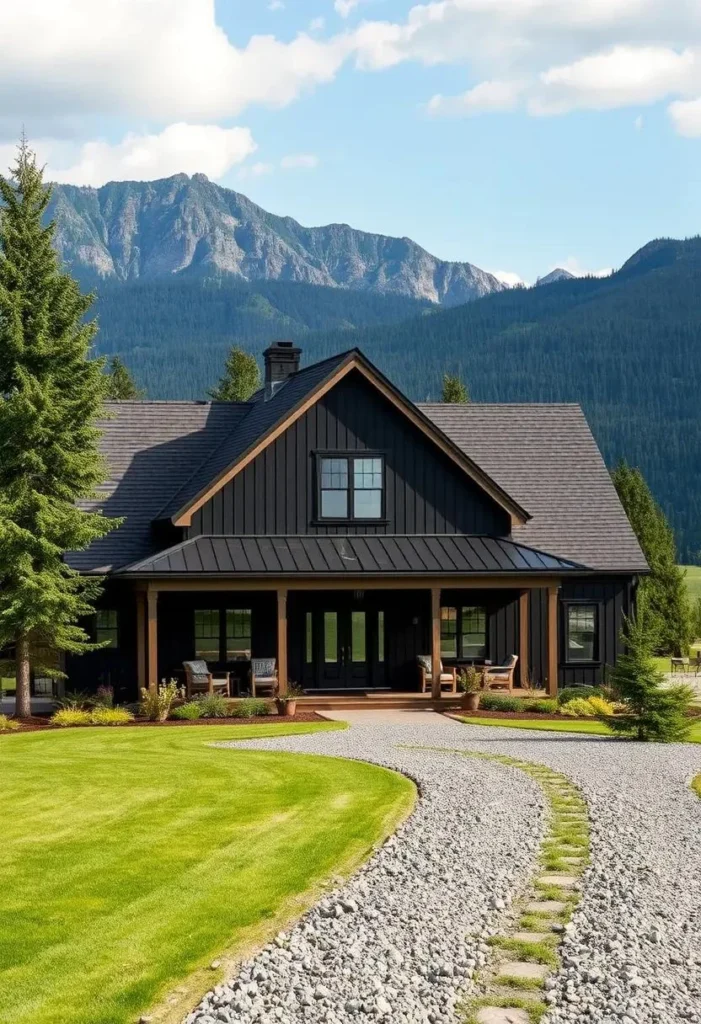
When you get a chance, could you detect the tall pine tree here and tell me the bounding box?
[0,141,118,717]
[441,373,469,403]
[612,460,692,656]
[209,346,260,401]
[105,355,144,399]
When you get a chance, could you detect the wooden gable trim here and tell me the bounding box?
[172,353,528,528]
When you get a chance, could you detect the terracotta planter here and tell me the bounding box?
[462,691,481,712]
[276,699,297,717]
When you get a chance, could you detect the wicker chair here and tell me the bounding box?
[182,660,230,698]
[250,658,278,697]
[417,655,458,694]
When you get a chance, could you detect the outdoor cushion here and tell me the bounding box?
[183,660,209,679]
[252,658,276,677]
[417,655,446,673]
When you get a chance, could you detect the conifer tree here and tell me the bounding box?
[608,598,693,741]
[612,460,692,655]
[0,140,118,717]
[209,346,260,401]
[441,373,469,403]
[105,355,144,399]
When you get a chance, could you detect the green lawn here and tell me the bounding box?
[457,715,701,742]
[692,774,701,799]
[683,565,701,603]
[0,723,414,1024]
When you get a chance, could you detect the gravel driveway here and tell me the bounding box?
[187,712,701,1024]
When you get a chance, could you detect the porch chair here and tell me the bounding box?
[182,660,231,699]
[417,655,458,694]
[483,654,518,694]
[250,658,278,697]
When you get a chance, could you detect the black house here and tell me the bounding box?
[64,343,647,702]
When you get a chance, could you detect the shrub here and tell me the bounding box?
[559,697,598,718]
[56,690,93,710]
[139,681,181,722]
[93,685,114,708]
[528,698,559,714]
[0,714,20,731]
[232,698,271,718]
[90,707,133,726]
[193,692,230,718]
[171,702,203,720]
[51,708,91,727]
[479,694,527,712]
[586,696,615,717]
[558,686,603,706]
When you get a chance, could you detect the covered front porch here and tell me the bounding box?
[136,577,561,701]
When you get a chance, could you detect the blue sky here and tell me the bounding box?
[1,0,700,282]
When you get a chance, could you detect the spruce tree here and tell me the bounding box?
[105,355,144,399]
[441,373,469,403]
[612,460,692,655]
[209,346,260,401]
[0,140,118,717]
[608,599,693,741]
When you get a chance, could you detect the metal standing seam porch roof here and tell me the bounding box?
[116,534,586,577]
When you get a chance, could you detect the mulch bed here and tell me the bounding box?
[4,712,325,732]
[449,709,578,721]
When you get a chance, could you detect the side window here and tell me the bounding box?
[96,609,119,649]
[460,606,487,659]
[566,604,598,662]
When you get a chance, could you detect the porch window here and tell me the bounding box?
[226,609,252,660]
[461,606,487,659]
[195,610,220,661]
[378,610,385,663]
[566,604,598,662]
[318,454,384,520]
[305,611,313,664]
[95,609,119,649]
[440,607,458,658]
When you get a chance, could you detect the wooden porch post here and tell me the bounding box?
[547,584,559,698]
[431,587,441,700]
[277,587,288,696]
[519,589,530,688]
[136,589,147,695]
[147,587,158,693]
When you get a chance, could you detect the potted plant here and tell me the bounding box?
[458,666,482,712]
[275,684,303,717]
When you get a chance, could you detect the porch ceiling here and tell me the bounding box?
[116,534,588,577]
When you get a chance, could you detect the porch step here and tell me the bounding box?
[298,696,464,712]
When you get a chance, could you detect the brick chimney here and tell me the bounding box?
[263,341,302,400]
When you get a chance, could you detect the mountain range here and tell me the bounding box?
[48,174,505,306]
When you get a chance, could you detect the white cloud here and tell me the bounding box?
[669,96,701,135]
[268,1,285,9]
[41,124,256,187]
[335,0,360,17]
[237,161,275,181]
[280,153,319,169]
[309,17,326,32]
[491,270,526,287]
[557,257,613,278]
[427,79,525,116]
[0,0,354,124]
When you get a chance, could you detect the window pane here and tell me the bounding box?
[305,612,313,664]
[96,609,118,649]
[324,612,338,663]
[351,611,366,663]
[353,488,382,518]
[568,605,597,662]
[321,458,348,488]
[321,489,348,518]
[378,610,385,663]
[226,608,251,659]
[440,606,457,658]
[353,458,382,488]
[195,609,220,661]
[460,606,486,659]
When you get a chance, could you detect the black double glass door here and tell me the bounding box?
[303,596,386,690]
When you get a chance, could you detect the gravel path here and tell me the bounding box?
[186,712,701,1024]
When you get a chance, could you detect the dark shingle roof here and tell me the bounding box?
[117,534,584,577]
[69,401,249,572]
[419,403,647,572]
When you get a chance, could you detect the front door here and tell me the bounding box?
[304,596,386,691]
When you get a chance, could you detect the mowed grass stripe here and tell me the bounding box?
[456,716,701,741]
[0,724,415,1024]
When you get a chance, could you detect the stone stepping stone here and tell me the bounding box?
[498,961,549,981]
[526,899,567,914]
[561,856,584,865]
[510,931,552,943]
[538,873,578,888]
[475,1009,530,1024]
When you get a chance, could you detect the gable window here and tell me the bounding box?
[96,609,119,649]
[440,605,488,660]
[566,604,598,662]
[318,454,384,521]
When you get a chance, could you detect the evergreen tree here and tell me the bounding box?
[209,346,260,401]
[612,461,692,655]
[608,599,693,741]
[0,140,118,718]
[104,355,144,399]
[441,373,469,403]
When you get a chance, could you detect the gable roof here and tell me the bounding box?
[117,534,585,578]
[419,403,647,572]
[162,349,528,528]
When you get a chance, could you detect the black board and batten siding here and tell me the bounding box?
[187,370,510,538]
